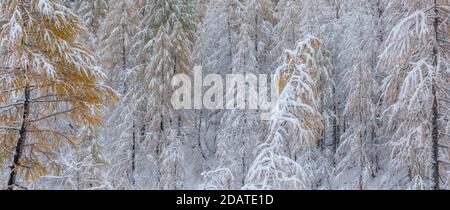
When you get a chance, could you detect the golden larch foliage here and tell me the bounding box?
[0,0,118,187]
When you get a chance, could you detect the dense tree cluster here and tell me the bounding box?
[0,0,448,190]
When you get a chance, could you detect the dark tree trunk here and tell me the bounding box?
[197,109,207,159]
[121,24,128,94]
[431,85,440,190]
[430,0,440,191]
[7,85,31,190]
[131,123,136,187]
[332,93,340,163]
[255,14,259,71]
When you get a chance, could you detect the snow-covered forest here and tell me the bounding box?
[0,0,449,190]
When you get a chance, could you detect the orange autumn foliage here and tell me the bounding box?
[0,0,117,184]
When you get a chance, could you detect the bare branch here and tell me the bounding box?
[29,108,76,123]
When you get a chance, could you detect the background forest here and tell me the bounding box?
[0,0,449,190]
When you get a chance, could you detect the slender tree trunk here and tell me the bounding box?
[431,85,440,190]
[227,18,233,72]
[226,2,233,73]
[332,1,341,165]
[158,38,166,156]
[197,109,207,159]
[358,134,364,190]
[430,0,440,191]
[131,122,136,188]
[358,61,365,190]
[255,14,259,71]
[91,3,97,43]
[332,89,340,161]
[159,103,165,156]
[140,125,146,143]
[121,24,128,94]
[174,151,180,190]
[371,0,384,177]
[7,85,31,190]
[76,167,81,190]
[241,126,248,186]
[174,57,182,138]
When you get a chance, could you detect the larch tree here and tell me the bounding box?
[160,130,185,190]
[271,2,335,148]
[76,0,109,46]
[333,6,379,190]
[194,0,241,76]
[247,0,275,74]
[271,0,302,67]
[271,0,330,58]
[283,0,336,184]
[379,0,449,190]
[319,0,345,158]
[126,0,197,190]
[99,0,138,93]
[98,0,140,190]
[199,0,278,189]
[192,0,243,163]
[71,126,109,190]
[0,0,117,190]
[294,0,336,152]
[212,1,265,188]
[34,126,109,190]
[327,0,388,172]
[60,0,110,190]
[245,36,329,190]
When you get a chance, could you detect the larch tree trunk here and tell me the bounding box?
[7,84,31,190]
[430,0,440,191]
